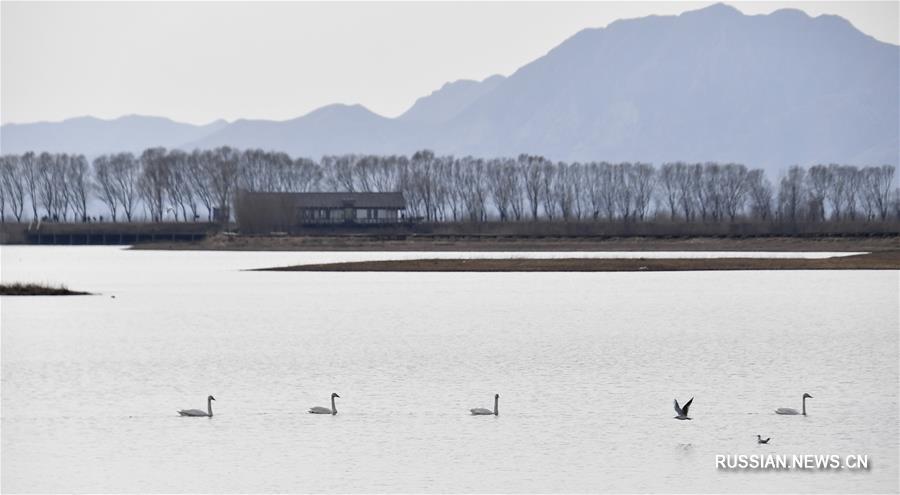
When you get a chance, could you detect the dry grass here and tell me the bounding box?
[259,251,900,272]
[0,282,91,296]
[139,234,899,253]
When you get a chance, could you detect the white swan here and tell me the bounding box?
[775,393,812,415]
[673,397,693,420]
[309,393,340,415]
[470,393,499,416]
[178,395,215,417]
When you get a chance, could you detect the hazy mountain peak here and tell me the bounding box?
[1,114,228,155]
[2,3,896,170]
[768,7,810,20]
[682,3,742,18]
[399,74,506,125]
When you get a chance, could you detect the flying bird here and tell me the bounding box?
[673,397,693,420]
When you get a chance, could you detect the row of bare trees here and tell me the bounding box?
[1,148,897,225]
[0,148,243,223]
[0,153,91,223]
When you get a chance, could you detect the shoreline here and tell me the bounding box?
[256,251,900,272]
[0,283,92,296]
[133,234,900,253]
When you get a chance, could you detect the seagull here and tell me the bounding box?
[757,435,771,444]
[673,397,693,420]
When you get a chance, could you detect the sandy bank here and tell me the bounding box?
[257,251,900,272]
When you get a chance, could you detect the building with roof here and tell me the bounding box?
[235,191,407,233]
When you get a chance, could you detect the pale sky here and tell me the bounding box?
[1,1,897,125]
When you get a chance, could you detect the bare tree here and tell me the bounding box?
[777,166,807,226]
[36,152,61,220]
[720,163,749,221]
[139,147,170,222]
[838,165,862,220]
[457,157,489,221]
[612,163,634,221]
[110,152,141,222]
[823,164,846,220]
[287,157,323,192]
[540,161,557,220]
[410,150,438,221]
[658,162,682,220]
[746,169,773,221]
[552,162,576,220]
[21,152,40,221]
[187,150,215,221]
[0,155,27,221]
[519,154,545,220]
[0,157,6,222]
[206,146,241,222]
[166,150,197,221]
[93,155,120,221]
[863,164,896,220]
[56,154,75,221]
[699,162,722,221]
[806,164,830,222]
[67,155,91,222]
[631,162,655,221]
[486,158,515,221]
[675,164,696,222]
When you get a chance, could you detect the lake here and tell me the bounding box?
[1,246,897,493]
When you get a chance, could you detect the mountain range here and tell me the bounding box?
[2,3,897,174]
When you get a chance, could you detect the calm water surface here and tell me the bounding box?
[1,246,897,493]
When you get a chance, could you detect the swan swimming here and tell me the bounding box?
[470,394,499,416]
[178,395,215,417]
[775,393,812,415]
[673,397,693,420]
[757,435,771,444]
[309,393,340,415]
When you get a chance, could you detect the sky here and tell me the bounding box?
[1,1,897,126]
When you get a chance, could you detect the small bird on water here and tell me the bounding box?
[757,435,771,444]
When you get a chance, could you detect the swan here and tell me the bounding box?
[178,395,215,417]
[757,435,771,444]
[775,393,812,415]
[470,394,499,416]
[309,393,340,415]
[673,397,693,420]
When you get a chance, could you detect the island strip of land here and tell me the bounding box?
[138,234,899,253]
[0,283,92,296]
[257,251,900,272]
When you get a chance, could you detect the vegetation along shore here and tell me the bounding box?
[136,233,899,253]
[256,251,900,272]
[0,282,92,296]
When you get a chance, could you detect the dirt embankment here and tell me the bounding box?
[138,234,900,253]
[256,251,900,272]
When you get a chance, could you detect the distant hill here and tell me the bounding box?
[430,3,899,169]
[398,75,506,125]
[184,104,411,158]
[2,3,897,172]
[0,115,227,156]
